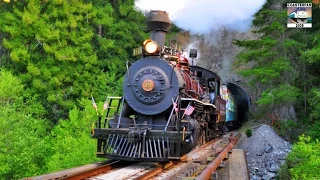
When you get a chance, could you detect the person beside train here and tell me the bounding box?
[201,87,210,103]
[209,86,215,104]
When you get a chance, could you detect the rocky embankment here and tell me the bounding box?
[238,124,291,180]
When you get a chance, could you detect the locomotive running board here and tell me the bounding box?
[180,97,216,108]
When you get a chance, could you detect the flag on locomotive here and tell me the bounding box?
[184,104,195,116]
[90,10,240,162]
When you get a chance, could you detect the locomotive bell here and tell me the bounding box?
[146,10,172,47]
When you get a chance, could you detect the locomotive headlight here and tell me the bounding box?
[143,39,159,54]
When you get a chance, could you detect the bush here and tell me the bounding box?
[276,161,291,180]
[287,135,320,180]
[274,119,298,141]
[245,128,252,137]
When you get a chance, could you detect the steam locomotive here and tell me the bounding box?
[91,10,242,161]
[288,7,311,24]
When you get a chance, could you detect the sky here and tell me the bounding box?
[135,0,267,34]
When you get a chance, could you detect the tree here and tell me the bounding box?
[234,0,302,122]
[45,99,99,172]
[91,0,148,98]
[0,0,148,123]
[0,69,50,179]
[287,135,320,180]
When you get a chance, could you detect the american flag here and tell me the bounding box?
[91,95,97,110]
[184,104,195,116]
[103,98,108,110]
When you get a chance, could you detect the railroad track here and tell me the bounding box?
[23,160,134,180]
[148,132,241,180]
[26,132,241,180]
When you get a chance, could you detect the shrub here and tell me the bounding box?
[287,135,320,180]
[274,119,298,141]
[276,161,290,180]
[245,128,252,137]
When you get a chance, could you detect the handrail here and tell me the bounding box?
[164,96,179,131]
[116,97,125,128]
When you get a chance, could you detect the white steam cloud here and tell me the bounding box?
[135,0,266,34]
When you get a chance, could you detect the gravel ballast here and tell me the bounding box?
[238,124,292,180]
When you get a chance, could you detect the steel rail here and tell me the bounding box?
[63,160,133,180]
[23,160,125,180]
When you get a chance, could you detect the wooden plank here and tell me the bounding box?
[229,149,250,180]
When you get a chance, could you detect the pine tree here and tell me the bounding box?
[234,0,302,122]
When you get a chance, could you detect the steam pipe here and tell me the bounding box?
[196,134,239,180]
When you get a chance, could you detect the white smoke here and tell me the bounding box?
[135,0,266,34]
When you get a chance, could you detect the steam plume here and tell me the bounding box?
[135,0,266,34]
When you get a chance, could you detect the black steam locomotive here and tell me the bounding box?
[91,10,246,161]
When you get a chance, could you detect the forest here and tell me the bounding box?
[0,0,319,179]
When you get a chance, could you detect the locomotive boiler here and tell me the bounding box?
[91,10,239,161]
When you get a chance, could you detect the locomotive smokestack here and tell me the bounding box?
[146,10,172,47]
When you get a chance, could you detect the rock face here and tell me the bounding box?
[195,28,259,82]
[238,124,291,180]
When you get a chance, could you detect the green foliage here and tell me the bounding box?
[287,135,320,180]
[257,85,300,106]
[308,88,320,121]
[274,119,298,141]
[307,120,320,140]
[234,0,320,123]
[276,161,290,180]
[0,1,99,120]
[45,99,99,172]
[245,129,252,137]
[0,0,147,122]
[234,4,300,113]
[0,106,50,179]
[0,69,24,105]
[0,69,50,179]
